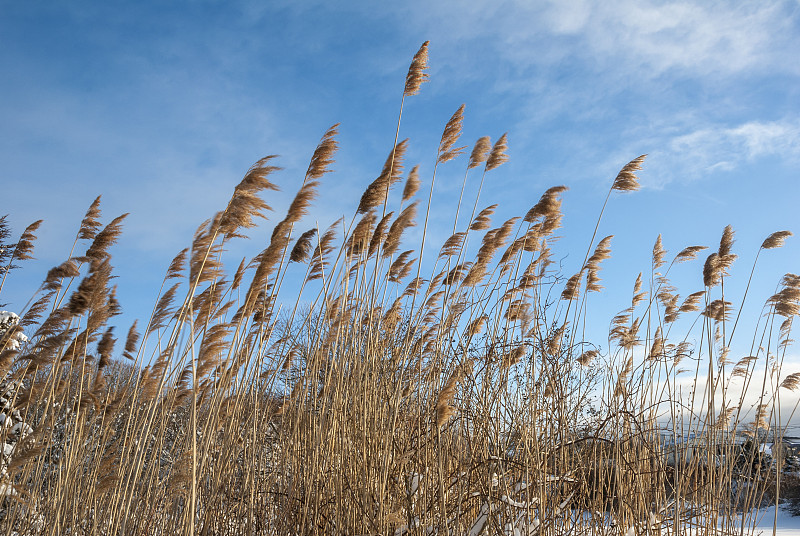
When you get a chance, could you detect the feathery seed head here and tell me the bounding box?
[577,349,599,367]
[219,156,280,239]
[85,214,129,263]
[719,225,735,258]
[368,212,394,258]
[612,155,646,192]
[675,245,708,263]
[468,136,492,169]
[470,204,497,231]
[586,235,613,290]
[485,133,509,171]
[11,220,43,262]
[305,124,339,181]
[402,165,421,202]
[357,140,408,214]
[404,41,430,97]
[348,211,376,256]
[561,272,582,301]
[523,186,568,231]
[703,252,721,287]
[762,230,792,250]
[122,320,139,361]
[79,196,103,241]
[383,202,418,258]
[781,372,800,391]
[166,248,188,280]
[43,259,81,291]
[438,104,467,163]
[652,235,666,271]
[290,229,317,263]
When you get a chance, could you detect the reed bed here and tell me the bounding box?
[0,42,798,535]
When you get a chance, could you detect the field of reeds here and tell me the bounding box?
[0,42,798,535]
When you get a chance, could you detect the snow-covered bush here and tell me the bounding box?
[0,312,27,352]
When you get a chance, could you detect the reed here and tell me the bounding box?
[0,42,796,535]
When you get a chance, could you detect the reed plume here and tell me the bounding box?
[585,235,613,292]
[290,229,317,263]
[357,140,408,214]
[470,204,497,231]
[84,214,129,262]
[305,124,339,180]
[308,219,341,282]
[219,156,280,239]
[436,370,460,428]
[781,372,800,391]
[347,211,376,256]
[43,259,81,291]
[402,165,421,202]
[674,245,707,263]
[652,234,666,270]
[10,220,42,262]
[122,320,139,360]
[0,39,793,536]
[485,133,509,171]
[368,212,393,258]
[166,248,188,280]
[438,104,466,164]
[383,202,418,257]
[611,154,646,192]
[762,230,792,250]
[468,136,492,169]
[404,41,430,97]
[577,349,598,366]
[79,195,103,240]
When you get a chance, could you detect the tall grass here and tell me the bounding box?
[0,42,798,535]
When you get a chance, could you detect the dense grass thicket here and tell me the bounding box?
[0,42,798,535]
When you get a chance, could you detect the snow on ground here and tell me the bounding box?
[751,505,800,536]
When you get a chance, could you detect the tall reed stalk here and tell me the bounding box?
[0,42,796,536]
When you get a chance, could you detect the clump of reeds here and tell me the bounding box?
[0,41,796,536]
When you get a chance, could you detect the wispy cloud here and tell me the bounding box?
[539,1,798,76]
[643,119,800,186]
[404,0,800,79]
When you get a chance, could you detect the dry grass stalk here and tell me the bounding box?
[0,40,794,536]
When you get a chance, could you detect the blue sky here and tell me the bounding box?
[1,0,799,387]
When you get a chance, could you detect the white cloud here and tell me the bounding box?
[644,119,800,184]
[567,1,792,76]
[404,0,799,79]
